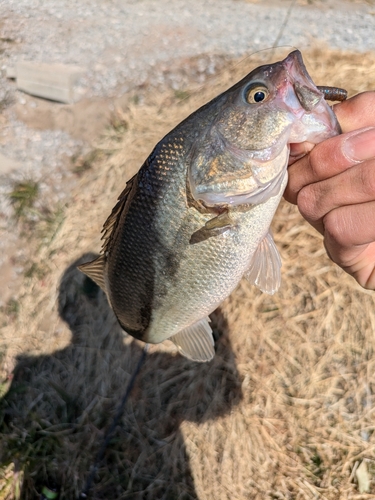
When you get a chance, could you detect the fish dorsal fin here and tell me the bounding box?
[101,173,138,255]
[245,231,281,295]
[78,255,107,292]
[78,175,138,293]
[170,317,215,362]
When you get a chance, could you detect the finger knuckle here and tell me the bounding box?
[361,161,375,197]
[323,210,349,248]
[308,139,343,178]
[297,185,320,222]
[307,147,322,176]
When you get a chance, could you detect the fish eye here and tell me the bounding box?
[245,84,270,104]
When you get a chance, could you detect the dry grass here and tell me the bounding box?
[1,46,375,499]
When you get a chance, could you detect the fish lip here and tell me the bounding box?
[282,50,314,88]
[275,50,325,115]
[272,51,341,141]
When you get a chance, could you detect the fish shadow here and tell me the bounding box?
[0,254,243,499]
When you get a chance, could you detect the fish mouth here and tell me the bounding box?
[278,51,341,141]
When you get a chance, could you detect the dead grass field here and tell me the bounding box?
[1,46,375,499]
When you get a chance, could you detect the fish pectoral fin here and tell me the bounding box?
[170,317,215,362]
[190,212,233,244]
[78,255,107,292]
[245,231,282,295]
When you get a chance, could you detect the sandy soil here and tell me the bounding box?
[0,2,375,496]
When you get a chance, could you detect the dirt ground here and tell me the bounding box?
[1,1,375,498]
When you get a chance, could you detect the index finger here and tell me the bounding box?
[333,91,375,132]
[285,126,375,204]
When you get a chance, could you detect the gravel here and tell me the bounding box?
[0,121,81,215]
[0,0,374,303]
[1,0,375,99]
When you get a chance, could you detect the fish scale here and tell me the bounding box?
[79,51,342,362]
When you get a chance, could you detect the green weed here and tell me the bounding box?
[9,181,39,220]
[2,299,19,319]
[174,89,191,101]
[72,150,104,175]
[24,263,46,280]
[37,206,65,247]
[109,115,129,135]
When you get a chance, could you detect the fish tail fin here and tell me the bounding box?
[78,255,107,292]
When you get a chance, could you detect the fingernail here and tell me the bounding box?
[342,127,375,163]
[289,152,304,159]
[289,142,314,157]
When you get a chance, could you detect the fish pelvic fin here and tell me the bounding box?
[170,317,215,362]
[245,230,281,295]
[78,255,107,292]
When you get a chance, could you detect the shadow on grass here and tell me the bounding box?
[0,254,242,499]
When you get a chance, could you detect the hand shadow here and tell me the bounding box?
[0,254,243,499]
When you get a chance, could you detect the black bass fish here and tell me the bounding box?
[79,51,341,362]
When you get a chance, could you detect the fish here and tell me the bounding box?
[79,50,341,362]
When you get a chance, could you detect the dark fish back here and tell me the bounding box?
[105,135,189,339]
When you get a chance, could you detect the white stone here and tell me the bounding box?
[6,66,16,79]
[15,62,86,103]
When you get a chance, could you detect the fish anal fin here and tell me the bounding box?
[245,230,281,295]
[78,255,107,292]
[170,317,214,362]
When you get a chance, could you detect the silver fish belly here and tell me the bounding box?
[79,50,341,362]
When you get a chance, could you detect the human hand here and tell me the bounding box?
[284,92,375,289]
